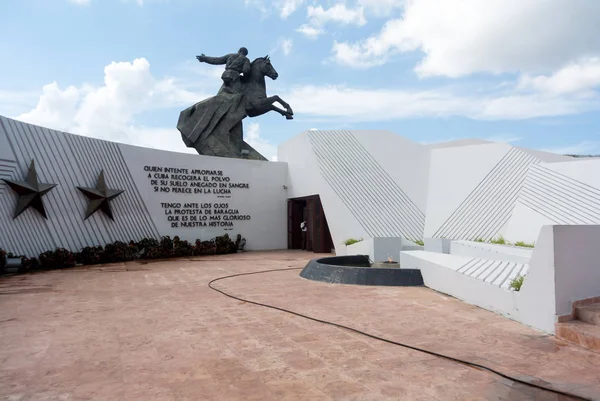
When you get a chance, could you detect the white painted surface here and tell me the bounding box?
[345,237,421,262]
[345,239,374,260]
[401,225,600,334]
[278,131,369,251]
[424,238,452,254]
[0,117,288,256]
[503,202,556,244]
[503,160,600,242]
[450,240,533,264]
[552,225,600,316]
[280,129,600,256]
[120,143,288,251]
[401,250,518,317]
[424,143,510,237]
[514,225,556,333]
[352,130,430,213]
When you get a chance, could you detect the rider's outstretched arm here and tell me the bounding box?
[199,54,231,65]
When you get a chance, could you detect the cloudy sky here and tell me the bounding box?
[1,0,600,160]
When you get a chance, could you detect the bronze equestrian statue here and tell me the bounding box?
[177,47,294,160]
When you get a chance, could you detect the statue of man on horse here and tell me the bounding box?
[196,47,251,95]
[177,47,294,161]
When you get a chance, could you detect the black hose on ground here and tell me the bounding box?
[208,267,594,401]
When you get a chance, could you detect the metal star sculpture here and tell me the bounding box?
[77,170,124,221]
[1,159,57,219]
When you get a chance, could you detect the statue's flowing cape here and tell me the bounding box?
[177,92,247,157]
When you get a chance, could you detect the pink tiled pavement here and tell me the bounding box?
[1,250,599,400]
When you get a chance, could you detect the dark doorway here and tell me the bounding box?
[288,195,333,253]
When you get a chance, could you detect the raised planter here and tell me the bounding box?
[300,255,424,287]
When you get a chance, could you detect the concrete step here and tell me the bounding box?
[556,321,600,353]
[576,303,600,325]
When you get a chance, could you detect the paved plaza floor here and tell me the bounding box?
[1,250,599,400]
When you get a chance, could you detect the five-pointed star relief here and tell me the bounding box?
[77,170,124,220]
[2,159,57,219]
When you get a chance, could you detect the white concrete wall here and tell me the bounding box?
[514,226,556,333]
[278,130,428,250]
[0,116,287,256]
[401,250,518,318]
[450,240,533,264]
[278,132,369,252]
[121,144,288,251]
[504,159,600,243]
[424,143,510,238]
[280,130,600,260]
[344,237,419,262]
[344,239,374,260]
[424,238,452,254]
[401,225,600,334]
[552,225,600,316]
[352,130,430,213]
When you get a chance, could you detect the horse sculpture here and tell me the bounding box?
[177,55,294,160]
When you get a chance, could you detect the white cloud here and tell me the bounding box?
[541,141,600,155]
[358,0,403,17]
[243,122,278,161]
[277,0,305,18]
[284,84,600,121]
[68,0,90,5]
[332,0,600,78]
[296,24,324,39]
[298,3,366,38]
[307,4,366,26]
[281,39,293,56]
[16,58,202,154]
[518,58,600,95]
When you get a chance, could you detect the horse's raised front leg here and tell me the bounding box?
[270,104,293,120]
[272,95,294,117]
[248,96,293,119]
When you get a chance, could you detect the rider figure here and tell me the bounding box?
[197,47,251,95]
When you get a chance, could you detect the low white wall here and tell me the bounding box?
[553,225,600,316]
[401,250,518,317]
[514,225,556,333]
[424,238,451,254]
[399,225,569,334]
[344,237,423,262]
[344,239,374,260]
[450,240,533,264]
[373,237,404,262]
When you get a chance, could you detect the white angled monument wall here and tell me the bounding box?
[280,130,599,248]
[504,158,600,243]
[0,116,288,257]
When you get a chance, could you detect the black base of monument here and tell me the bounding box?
[299,255,424,287]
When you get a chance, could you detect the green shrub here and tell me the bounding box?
[490,235,507,245]
[173,236,194,257]
[510,274,525,291]
[473,238,485,243]
[514,241,535,248]
[77,246,104,265]
[39,248,76,270]
[344,238,363,246]
[215,234,237,254]
[101,241,136,263]
[414,239,424,246]
[2,233,244,274]
[194,239,216,256]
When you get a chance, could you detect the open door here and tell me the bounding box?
[287,195,333,253]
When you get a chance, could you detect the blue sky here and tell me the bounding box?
[1,0,599,160]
